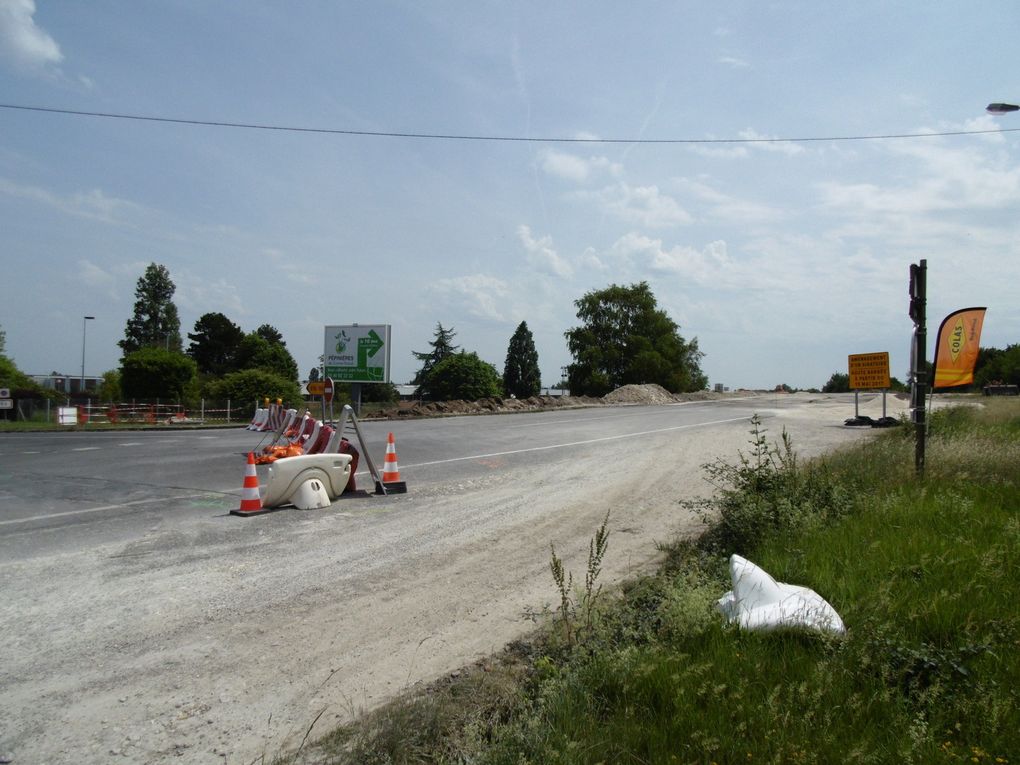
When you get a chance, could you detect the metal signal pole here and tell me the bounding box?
[909,260,927,476]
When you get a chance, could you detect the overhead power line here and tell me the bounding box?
[2,102,1017,145]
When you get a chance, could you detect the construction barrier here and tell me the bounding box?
[236,404,407,514]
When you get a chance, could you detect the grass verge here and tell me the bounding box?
[284,400,1020,765]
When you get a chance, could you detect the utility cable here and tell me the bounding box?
[2,102,1018,145]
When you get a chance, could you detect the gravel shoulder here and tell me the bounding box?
[0,392,906,764]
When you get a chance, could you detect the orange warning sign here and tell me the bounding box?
[848,352,890,390]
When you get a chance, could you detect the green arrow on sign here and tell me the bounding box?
[357,329,384,368]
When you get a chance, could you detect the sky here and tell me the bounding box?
[2,1,1019,391]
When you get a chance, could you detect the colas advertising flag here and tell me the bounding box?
[932,307,986,389]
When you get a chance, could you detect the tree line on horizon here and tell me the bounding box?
[1,265,713,406]
[5,263,1016,408]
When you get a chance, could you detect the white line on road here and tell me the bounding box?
[0,490,236,527]
[71,447,101,452]
[505,397,760,429]
[405,414,751,469]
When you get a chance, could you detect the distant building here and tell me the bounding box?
[30,375,102,394]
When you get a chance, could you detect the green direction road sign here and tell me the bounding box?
[324,324,391,383]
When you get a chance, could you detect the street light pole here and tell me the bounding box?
[81,315,95,391]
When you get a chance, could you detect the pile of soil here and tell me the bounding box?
[603,383,681,405]
[368,384,738,419]
[369,394,605,419]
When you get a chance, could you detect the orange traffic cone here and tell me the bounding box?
[231,452,265,516]
[382,432,400,482]
[378,432,407,494]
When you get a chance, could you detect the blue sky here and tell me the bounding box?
[2,1,1019,390]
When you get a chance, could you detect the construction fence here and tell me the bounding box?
[3,397,264,426]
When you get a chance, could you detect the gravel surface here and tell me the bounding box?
[0,392,907,764]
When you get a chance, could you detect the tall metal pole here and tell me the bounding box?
[80,316,95,392]
[909,261,927,476]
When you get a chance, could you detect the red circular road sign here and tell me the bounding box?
[323,377,335,404]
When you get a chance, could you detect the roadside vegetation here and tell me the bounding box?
[284,399,1019,764]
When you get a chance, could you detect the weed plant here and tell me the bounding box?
[286,400,1019,765]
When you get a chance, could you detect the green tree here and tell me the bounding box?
[204,369,302,408]
[412,323,459,399]
[187,312,245,375]
[237,331,299,381]
[0,354,40,394]
[503,321,541,398]
[255,324,285,346]
[98,370,122,402]
[974,344,1020,388]
[427,351,503,401]
[359,382,400,403]
[120,347,197,399]
[822,372,850,393]
[564,282,706,397]
[119,263,182,355]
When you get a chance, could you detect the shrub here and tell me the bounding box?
[687,414,853,555]
[203,369,302,408]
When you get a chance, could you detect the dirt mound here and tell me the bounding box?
[366,385,738,419]
[602,383,678,405]
[368,394,605,419]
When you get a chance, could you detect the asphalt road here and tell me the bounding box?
[1,393,892,764]
[0,397,764,561]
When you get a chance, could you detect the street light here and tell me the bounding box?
[986,102,1020,114]
[81,315,95,392]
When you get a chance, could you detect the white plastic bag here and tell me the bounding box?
[717,555,845,635]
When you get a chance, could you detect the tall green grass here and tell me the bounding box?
[289,400,1019,765]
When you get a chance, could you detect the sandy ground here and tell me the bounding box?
[0,393,907,764]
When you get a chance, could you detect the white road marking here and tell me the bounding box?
[506,396,759,429]
[71,447,101,452]
[406,414,751,469]
[0,489,237,527]
[119,442,143,447]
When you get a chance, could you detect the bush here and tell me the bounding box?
[203,369,302,409]
[426,352,503,401]
[687,414,853,555]
[120,348,197,400]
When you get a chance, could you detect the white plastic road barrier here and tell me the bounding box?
[262,453,353,509]
[717,555,845,635]
[289,478,331,510]
[247,408,267,430]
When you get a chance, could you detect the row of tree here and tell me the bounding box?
[409,321,542,402]
[409,282,708,401]
[111,263,302,403]
[2,264,710,406]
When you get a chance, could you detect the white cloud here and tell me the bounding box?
[578,182,693,228]
[428,274,510,323]
[77,259,120,301]
[0,0,63,72]
[609,233,739,286]
[818,138,1020,217]
[540,149,622,183]
[174,271,246,317]
[718,55,750,69]
[737,128,804,155]
[0,177,145,225]
[517,224,573,277]
[674,177,786,225]
[687,143,749,159]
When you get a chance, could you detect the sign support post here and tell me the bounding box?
[909,260,927,477]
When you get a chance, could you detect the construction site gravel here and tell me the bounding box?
[0,388,910,764]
